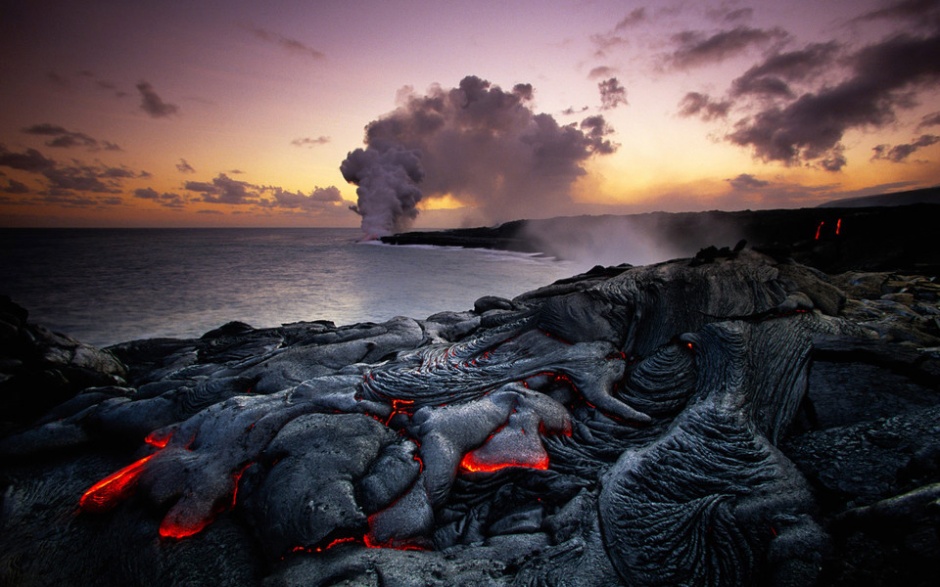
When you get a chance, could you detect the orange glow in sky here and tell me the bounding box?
[1,0,938,229]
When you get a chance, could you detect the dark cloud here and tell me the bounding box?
[21,123,121,151]
[708,7,754,23]
[134,187,186,208]
[820,145,847,171]
[184,173,259,204]
[0,145,147,197]
[0,146,56,171]
[917,111,940,129]
[248,26,325,60]
[2,179,29,194]
[615,8,647,30]
[562,105,590,115]
[262,186,344,213]
[727,32,940,169]
[176,158,196,173]
[598,77,628,110]
[872,134,940,161]
[588,66,617,79]
[291,136,331,147]
[727,173,770,190]
[852,0,940,28]
[730,42,840,98]
[668,26,789,69]
[678,92,732,121]
[725,8,754,23]
[46,71,71,89]
[590,32,629,57]
[136,81,179,118]
[579,116,618,154]
[340,75,619,236]
[42,165,123,194]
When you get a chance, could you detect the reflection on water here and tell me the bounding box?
[1,228,570,347]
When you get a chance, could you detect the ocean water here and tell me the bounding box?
[1,228,573,347]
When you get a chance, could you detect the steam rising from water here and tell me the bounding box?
[341,75,618,237]
[340,140,424,238]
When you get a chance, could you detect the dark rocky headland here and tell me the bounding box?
[2,203,940,586]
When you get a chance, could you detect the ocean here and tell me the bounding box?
[1,228,574,348]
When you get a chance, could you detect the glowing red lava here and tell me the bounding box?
[814,221,825,240]
[78,453,156,514]
[159,517,212,540]
[385,398,415,425]
[230,462,254,508]
[144,429,173,449]
[362,532,426,551]
[459,451,550,473]
[835,217,842,236]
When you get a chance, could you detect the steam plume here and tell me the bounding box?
[340,140,424,237]
[340,75,617,236]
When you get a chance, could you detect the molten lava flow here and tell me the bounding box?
[322,536,357,551]
[144,429,173,449]
[363,531,426,551]
[159,517,212,540]
[385,398,415,425]
[78,453,156,514]
[835,217,842,236]
[459,451,550,473]
[230,462,254,508]
[814,221,825,240]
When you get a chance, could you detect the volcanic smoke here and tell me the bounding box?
[340,75,618,237]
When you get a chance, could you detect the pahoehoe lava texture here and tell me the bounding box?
[2,249,939,586]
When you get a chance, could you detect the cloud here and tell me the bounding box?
[46,71,71,89]
[727,173,770,191]
[291,136,331,147]
[917,111,940,129]
[0,146,56,171]
[136,81,179,118]
[708,6,753,23]
[134,187,186,208]
[262,186,344,212]
[590,32,630,57]
[340,75,619,236]
[615,8,646,30]
[561,105,590,115]
[42,166,123,194]
[2,179,29,194]
[579,116,618,154]
[820,145,847,171]
[678,92,732,120]
[21,123,121,151]
[185,173,260,204]
[248,26,325,60]
[176,158,196,173]
[852,0,940,28]
[727,31,940,169]
[0,145,149,199]
[872,134,940,161]
[587,66,617,79]
[667,26,790,69]
[729,42,840,98]
[598,77,628,110]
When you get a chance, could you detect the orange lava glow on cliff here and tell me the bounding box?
[78,453,156,513]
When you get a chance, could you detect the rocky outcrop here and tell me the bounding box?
[0,250,938,586]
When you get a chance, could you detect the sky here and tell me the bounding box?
[1,0,938,231]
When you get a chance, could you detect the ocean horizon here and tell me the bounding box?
[1,227,573,348]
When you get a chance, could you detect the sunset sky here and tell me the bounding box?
[1,0,938,229]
